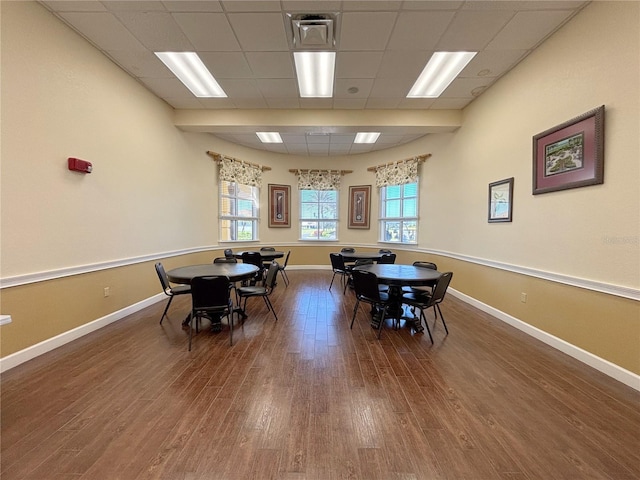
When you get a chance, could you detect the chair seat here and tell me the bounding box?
[236,285,267,297]
[169,284,192,295]
[401,290,431,304]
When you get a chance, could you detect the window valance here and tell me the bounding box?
[290,169,351,190]
[368,154,431,187]
[207,151,271,188]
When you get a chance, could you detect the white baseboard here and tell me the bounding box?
[2,274,638,393]
[0,294,165,373]
[447,288,640,392]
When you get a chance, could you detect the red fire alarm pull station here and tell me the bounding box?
[68,157,93,173]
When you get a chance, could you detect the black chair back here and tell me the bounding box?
[430,272,453,306]
[191,275,231,310]
[330,253,347,272]
[413,261,437,270]
[213,257,237,264]
[155,262,170,292]
[223,248,234,258]
[340,247,355,253]
[281,250,291,267]
[377,253,396,264]
[379,249,393,254]
[260,246,276,251]
[351,270,382,303]
[264,261,280,290]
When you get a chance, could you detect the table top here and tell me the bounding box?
[353,263,441,286]
[167,263,259,284]
[233,250,284,261]
[337,251,386,262]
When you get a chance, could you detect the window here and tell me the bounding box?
[219,180,259,241]
[300,189,338,240]
[379,182,418,243]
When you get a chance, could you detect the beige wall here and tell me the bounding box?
[1,3,638,376]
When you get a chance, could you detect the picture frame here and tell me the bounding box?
[348,185,371,229]
[533,105,604,195]
[488,177,514,223]
[268,184,290,228]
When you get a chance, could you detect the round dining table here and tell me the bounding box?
[167,263,260,322]
[337,251,386,263]
[352,263,442,333]
[167,263,259,284]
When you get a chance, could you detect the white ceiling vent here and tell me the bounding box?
[290,14,337,49]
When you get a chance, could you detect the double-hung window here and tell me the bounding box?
[219,180,259,241]
[379,182,418,243]
[300,189,338,240]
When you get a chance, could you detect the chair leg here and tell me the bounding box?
[350,299,361,329]
[420,308,434,344]
[343,274,350,294]
[188,312,194,351]
[377,305,389,339]
[228,310,234,346]
[435,304,448,334]
[160,295,173,324]
[280,269,289,286]
[329,272,337,291]
[264,296,278,321]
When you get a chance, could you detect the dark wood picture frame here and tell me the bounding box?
[268,184,290,228]
[348,185,371,229]
[488,177,514,223]
[533,105,604,195]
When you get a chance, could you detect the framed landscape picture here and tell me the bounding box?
[533,105,604,195]
[268,184,290,227]
[348,185,371,229]
[488,177,514,223]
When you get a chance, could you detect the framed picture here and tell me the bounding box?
[348,185,371,229]
[533,105,604,195]
[488,177,514,223]
[268,184,290,228]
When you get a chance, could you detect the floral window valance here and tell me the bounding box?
[369,154,431,187]
[208,151,270,188]
[294,169,343,190]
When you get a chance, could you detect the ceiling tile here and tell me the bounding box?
[41,1,107,12]
[436,9,515,50]
[339,12,397,51]
[221,1,282,12]
[199,52,253,78]
[386,11,454,50]
[334,78,374,98]
[103,1,166,12]
[335,51,383,79]
[163,1,223,13]
[107,49,173,78]
[256,79,300,98]
[59,12,147,51]
[113,11,193,51]
[266,98,301,109]
[245,52,295,78]
[376,50,429,79]
[227,13,290,51]
[172,13,241,51]
[486,10,577,50]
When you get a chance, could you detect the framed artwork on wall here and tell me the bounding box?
[533,105,604,195]
[488,177,514,223]
[268,184,290,228]
[348,185,371,229]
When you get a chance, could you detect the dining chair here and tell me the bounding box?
[213,257,238,264]
[377,253,396,264]
[188,275,234,349]
[241,251,264,285]
[401,272,453,344]
[155,262,191,325]
[329,253,350,294]
[340,247,355,253]
[236,261,280,322]
[277,250,291,286]
[260,246,276,251]
[404,261,438,295]
[379,249,393,254]
[223,248,234,258]
[350,269,395,339]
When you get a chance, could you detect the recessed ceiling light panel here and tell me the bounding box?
[155,52,227,98]
[256,132,283,143]
[294,51,336,98]
[354,132,381,144]
[407,51,477,98]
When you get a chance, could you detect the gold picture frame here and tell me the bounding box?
[268,184,290,228]
[348,185,371,229]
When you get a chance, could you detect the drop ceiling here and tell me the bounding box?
[41,0,589,156]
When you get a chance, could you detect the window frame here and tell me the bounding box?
[378,181,419,244]
[299,188,339,241]
[219,180,260,242]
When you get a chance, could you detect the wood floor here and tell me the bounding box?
[2,269,639,480]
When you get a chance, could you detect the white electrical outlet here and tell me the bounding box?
[104,287,111,297]
[520,292,527,303]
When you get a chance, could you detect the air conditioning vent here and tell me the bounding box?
[290,13,336,49]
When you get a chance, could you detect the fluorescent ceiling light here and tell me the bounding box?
[155,52,227,98]
[256,132,283,143]
[354,132,381,144]
[407,51,477,98]
[293,51,336,98]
